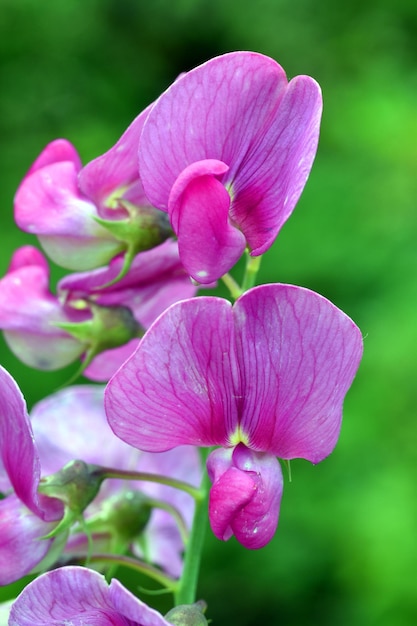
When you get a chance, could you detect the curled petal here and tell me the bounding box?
[169,160,246,283]
[207,444,283,549]
[25,138,82,176]
[0,366,62,521]
[9,566,171,625]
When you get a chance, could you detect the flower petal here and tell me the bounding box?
[0,248,85,369]
[169,160,246,282]
[234,284,363,462]
[105,297,238,451]
[14,161,122,270]
[79,105,153,213]
[0,495,55,585]
[207,444,283,549]
[0,366,62,521]
[9,566,171,625]
[230,75,322,254]
[25,138,82,176]
[139,51,287,210]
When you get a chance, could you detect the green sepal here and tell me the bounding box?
[165,600,209,626]
[38,460,105,538]
[93,202,173,286]
[55,302,143,378]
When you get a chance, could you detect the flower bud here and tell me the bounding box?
[165,600,208,626]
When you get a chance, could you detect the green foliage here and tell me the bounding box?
[0,1,415,624]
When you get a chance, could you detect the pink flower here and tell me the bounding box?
[14,105,170,272]
[0,246,87,370]
[105,284,363,549]
[139,51,322,283]
[9,566,174,625]
[0,241,196,379]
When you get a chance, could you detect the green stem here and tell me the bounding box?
[174,460,210,605]
[221,273,243,301]
[87,553,178,591]
[145,498,189,546]
[241,252,262,292]
[98,468,201,500]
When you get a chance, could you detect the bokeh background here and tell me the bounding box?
[0,1,415,624]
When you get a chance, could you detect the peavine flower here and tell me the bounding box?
[105,284,363,549]
[14,105,171,273]
[0,241,196,379]
[139,51,322,283]
[0,367,201,584]
[8,566,176,626]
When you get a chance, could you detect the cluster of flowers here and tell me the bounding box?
[0,52,363,624]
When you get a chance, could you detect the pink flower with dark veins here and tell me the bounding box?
[139,51,322,283]
[105,284,363,549]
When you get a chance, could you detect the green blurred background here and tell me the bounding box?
[0,0,415,624]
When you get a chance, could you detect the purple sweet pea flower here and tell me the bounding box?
[30,384,201,577]
[105,284,363,549]
[0,241,197,379]
[0,365,63,585]
[0,246,88,369]
[14,105,170,272]
[139,51,322,283]
[9,566,173,626]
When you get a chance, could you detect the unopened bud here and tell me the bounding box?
[165,600,208,626]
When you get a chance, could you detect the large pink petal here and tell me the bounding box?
[0,366,62,520]
[9,567,171,625]
[230,75,322,254]
[169,160,246,282]
[105,297,238,451]
[234,284,363,462]
[139,51,287,210]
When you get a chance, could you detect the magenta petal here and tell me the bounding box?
[79,105,152,210]
[0,495,55,585]
[231,75,322,254]
[9,566,171,625]
[169,160,246,282]
[139,52,287,209]
[26,138,82,176]
[105,296,238,451]
[207,445,283,549]
[234,284,363,462]
[0,366,62,521]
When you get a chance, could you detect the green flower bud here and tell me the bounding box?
[165,600,209,626]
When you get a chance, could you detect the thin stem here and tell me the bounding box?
[98,468,201,500]
[221,273,243,301]
[241,252,262,292]
[145,498,189,546]
[174,457,210,605]
[87,553,178,592]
